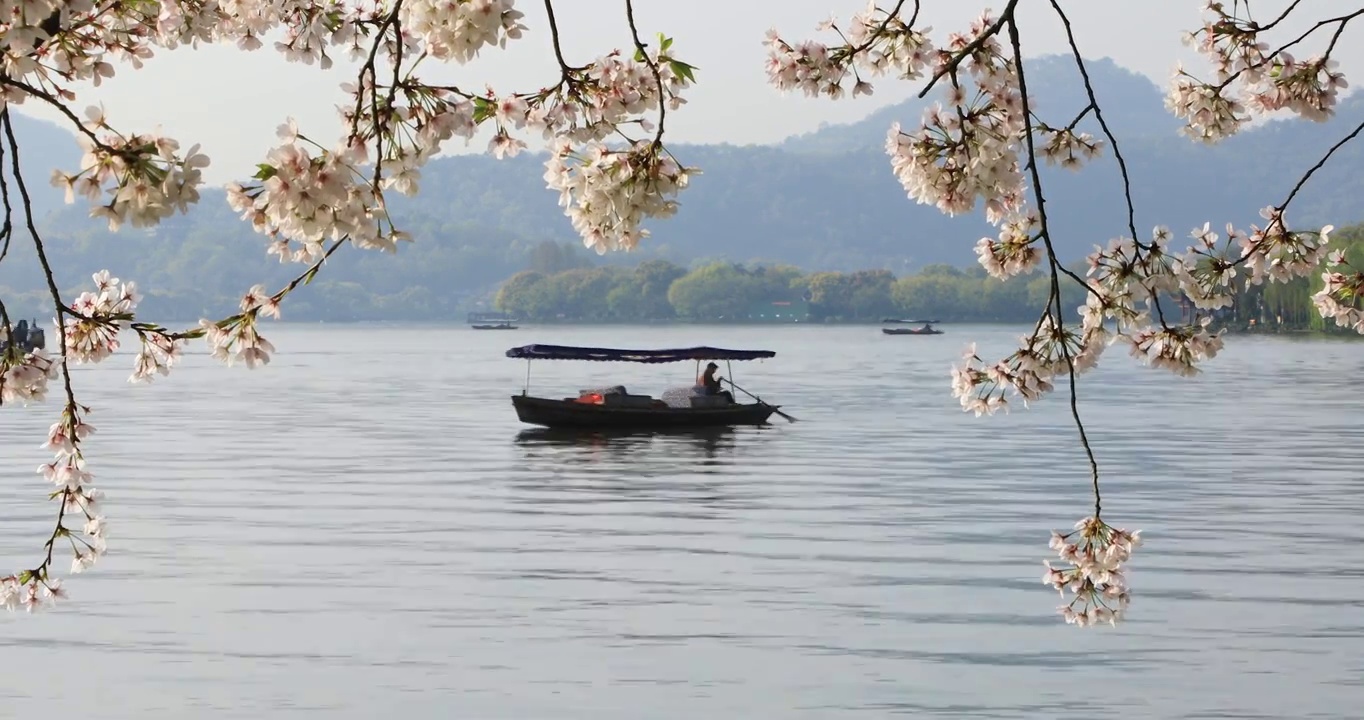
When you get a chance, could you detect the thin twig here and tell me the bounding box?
[543,0,573,74]
[0,128,12,267]
[0,76,113,152]
[623,0,666,146]
[1260,0,1305,32]
[917,0,1018,99]
[1005,15,1102,515]
[2,108,79,580]
[1048,0,1169,328]
[1278,116,1364,215]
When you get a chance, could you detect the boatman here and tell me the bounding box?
[697,362,735,404]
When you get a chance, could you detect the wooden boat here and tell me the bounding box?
[506,344,783,430]
[469,312,518,330]
[882,317,943,335]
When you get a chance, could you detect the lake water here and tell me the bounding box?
[1,323,1361,719]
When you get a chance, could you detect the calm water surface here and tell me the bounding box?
[1,324,1362,719]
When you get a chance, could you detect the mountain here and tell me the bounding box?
[778,56,1186,154]
[0,54,1361,321]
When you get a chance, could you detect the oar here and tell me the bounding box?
[724,378,798,423]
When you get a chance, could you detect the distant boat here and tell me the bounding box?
[0,319,45,353]
[469,311,518,330]
[882,318,943,335]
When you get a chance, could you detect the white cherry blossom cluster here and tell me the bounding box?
[1170,222,1238,311]
[1045,517,1141,627]
[42,405,107,573]
[227,134,393,264]
[1169,1,1352,143]
[1079,227,1234,377]
[0,347,58,406]
[1082,229,1179,326]
[1038,125,1104,169]
[64,270,140,365]
[521,42,696,252]
[883,14,1030,223]
[1120,319,1225,378]
[763,2,935,99]
[544,139,692,254]
[1235,207,1333,285]
[0,575,64,613]
[507,46,694,146]
[1086,206,1335,345]
[198,312,277,370]
[2,402,106,612]
[48,110,211,232]
[1311,251,1364,332]
[129,330,186,384]
[950,318,1104,417]
[975,212,1041,280]
[400,0,527,63]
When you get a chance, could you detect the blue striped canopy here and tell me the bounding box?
[505,344,776,363]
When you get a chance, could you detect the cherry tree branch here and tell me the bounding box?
[2,107,82,584]
[1004,13,1103,514]
[624,0,666,146]
[917,0,1017,99]
[1260,0,1306,32]
[543,0,573,74]
[1048,0,1170,327]
[1277,115,1364,214]
[0,131,12,268]
[0,76,113,152]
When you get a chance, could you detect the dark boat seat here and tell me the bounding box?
[579,385,628,397]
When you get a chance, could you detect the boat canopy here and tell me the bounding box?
[505,344,776,363]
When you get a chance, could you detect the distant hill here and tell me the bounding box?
[0,54,1361,321]
[778,56,1185,154]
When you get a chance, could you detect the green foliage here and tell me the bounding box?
[495,260,1092,324]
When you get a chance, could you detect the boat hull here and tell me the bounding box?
[512,395,776,429]
[472,324,518,330]
[882,328,942,335]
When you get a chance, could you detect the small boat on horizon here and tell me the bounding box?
[882,318,944,335]
[504,344,791,430]
[469,311,519,330]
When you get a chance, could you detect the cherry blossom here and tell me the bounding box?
[2,0,705,609]
[1171,2,1353,142]
[1045,517,1142,627]
[767,0,1364,625]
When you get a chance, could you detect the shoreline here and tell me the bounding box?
[98,318,1364,339]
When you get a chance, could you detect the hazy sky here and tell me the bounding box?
[21,0,1364,185]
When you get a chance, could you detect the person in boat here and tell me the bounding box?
[13,318,28,348]
[697,362,735,403]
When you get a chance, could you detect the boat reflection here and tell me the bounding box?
[513,425,740,462]
[508,426,769,510]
